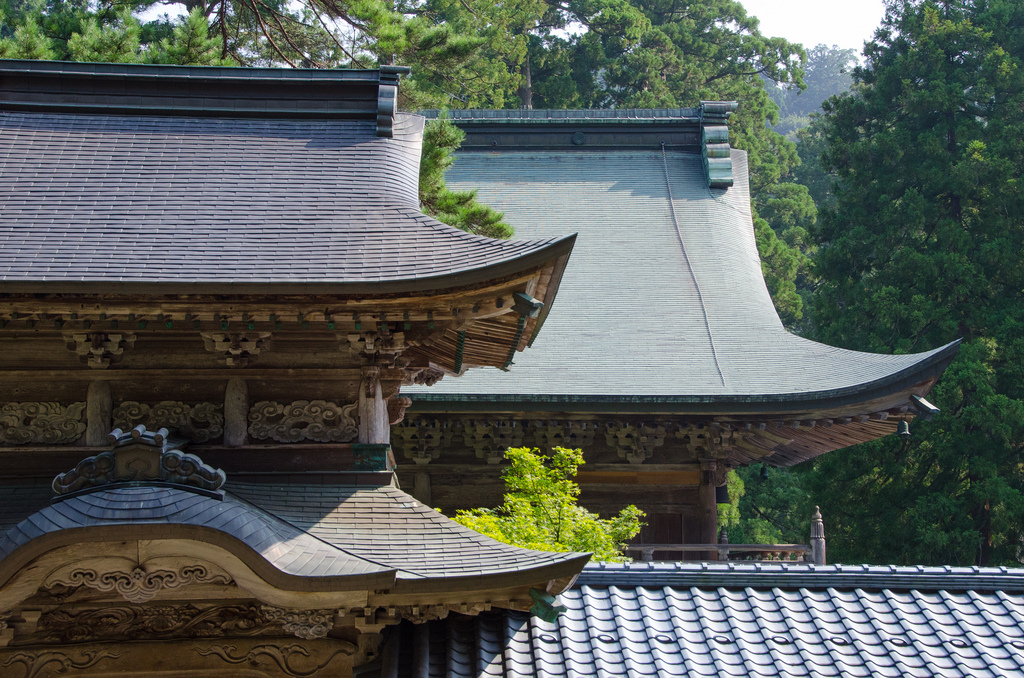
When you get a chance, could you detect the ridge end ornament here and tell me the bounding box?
[52,426,226,496]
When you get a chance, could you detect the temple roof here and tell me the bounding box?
[0,481,586,596]
[227,482,587,590]
[403,561,1024,677]
[408,143,958,411]
[0,61,573,295]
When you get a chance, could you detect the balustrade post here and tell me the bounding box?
[811,506,827,565]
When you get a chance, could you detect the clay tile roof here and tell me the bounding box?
[407,562,1024,677]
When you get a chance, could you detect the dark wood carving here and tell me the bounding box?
[0,402,86,445]
[113,401,224,443]
[248,400,358,443]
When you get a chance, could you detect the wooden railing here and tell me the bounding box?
[622,506,828,564]
[623,544,813,563]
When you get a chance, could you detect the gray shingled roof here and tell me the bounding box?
[0,65,573,294]
[0,481,586,589]
[0,485,397,589]
[409,149,958,404]
[406,562,1024,677]
[227,482,588,586]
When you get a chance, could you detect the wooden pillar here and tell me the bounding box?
[413,472,432,505]
[380,625,400,678]
[358,367,389,445]
[85,380,112,446]
[698,458,718,560]
[224,377,249,446]
[412,622,429,678]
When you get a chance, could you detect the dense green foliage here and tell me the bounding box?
[453,447,645,562]
[419,116,512,238]
[793,0,1024,566]
[768,44,858,138]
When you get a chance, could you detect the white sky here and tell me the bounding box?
[739,0,887,51]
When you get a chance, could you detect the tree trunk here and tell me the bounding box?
[517,56,533,110]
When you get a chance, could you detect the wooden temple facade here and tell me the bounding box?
[398,108,959,553]
[0,61,587,677]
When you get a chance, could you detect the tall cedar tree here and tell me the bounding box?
[805,0,1024,566]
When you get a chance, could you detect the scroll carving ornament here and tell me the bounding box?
[196,643,353,678]
[2,648,121,678]
[248,400,358,443]
[37,604,272,644]
[0,402,85,445]
[262,607,334,639]
[46,562,232,603]
[52,444,226,495]
[113,401,224,443]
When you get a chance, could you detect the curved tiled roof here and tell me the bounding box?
[410,149,958,404]
[0,107,572,293]
[404,562,1024,677]
[0,481,587,592]
[0,486,397,589]
[227,482,588,589]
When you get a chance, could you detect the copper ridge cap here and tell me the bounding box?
[0,59,410,136]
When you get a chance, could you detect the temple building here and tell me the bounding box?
[2,60,1019,678]
[399,108,959,554]
[0,60,586,676]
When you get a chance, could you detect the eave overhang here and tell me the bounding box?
[0,234,576,297]
[408,339,960,415]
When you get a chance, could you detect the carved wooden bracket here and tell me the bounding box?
[52,425,226,496]
[605,423,666,464]
[64,332,136,369]
[201,332,272,367]
[248,400,358,443]
[463,421,524,465]
[410,367,445,386]
[527,421,597,450]
[0,402,86,445]
[387,397,412,426]
[343,331,407,365]
[391,418,449,465]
